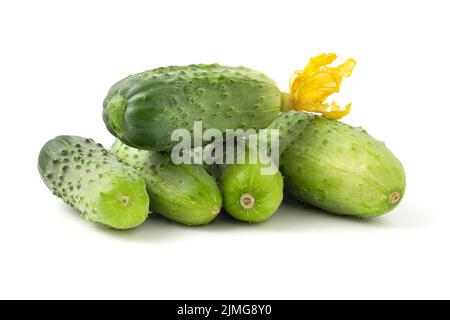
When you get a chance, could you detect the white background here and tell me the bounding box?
[1,0,449,300]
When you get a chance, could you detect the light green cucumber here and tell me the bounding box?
[214,142,284,223]
[38,136,149,229]
[111,140,222,225]
[271,112,406,217]
[103,64,281,151]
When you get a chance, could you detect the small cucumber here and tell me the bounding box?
[272,112,406,217]
[214,143,284,223]
[38,136,149,229]
[103,64,281,151]
[111,140,222,225]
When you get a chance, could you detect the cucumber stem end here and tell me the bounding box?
[240,193,255,209]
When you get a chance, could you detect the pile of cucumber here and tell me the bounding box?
[38,57,406,230]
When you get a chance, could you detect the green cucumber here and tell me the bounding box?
[272,112,406,217]
[267,111,311,153]
[214,142,284,223]
[38,136,149,229]
[103,64,281,151]
[111,140,222,225]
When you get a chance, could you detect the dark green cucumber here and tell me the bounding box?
[214,142,284,223]
[111,140,222,225]
[103,64,281,151]
[272,112,406,217]
[38,136,149,229]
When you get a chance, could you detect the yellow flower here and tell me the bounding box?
[285,53,356,120]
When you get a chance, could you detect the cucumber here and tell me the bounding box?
[266,111,311,154]
[111,140,222,225]
[214,142,284,223]
[38,136,149,229]
[103,64,281,151]
[273,112,406,217]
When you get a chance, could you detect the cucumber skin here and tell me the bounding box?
[267,111,312,154]
[111,140,222,226]
[275,113,406,217]
[103,64,281,151]
[38,136,149,229]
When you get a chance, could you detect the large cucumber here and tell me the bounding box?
[213,142,284,223]
[111,140,222,225]
[103,64,281,151]
[38,136,149,229]
[271,112,406,217]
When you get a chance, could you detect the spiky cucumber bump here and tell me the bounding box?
[103,64,281,151]
[38,136,149,229]
[276,113,406,217]
[111,140,222,226]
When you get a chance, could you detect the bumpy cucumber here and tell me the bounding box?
[111,140,222,225]
[103,64,281,151]
[215,143,284,223]
[267,111,311,153]
[38,136,149,229]
[272,112,406,217]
